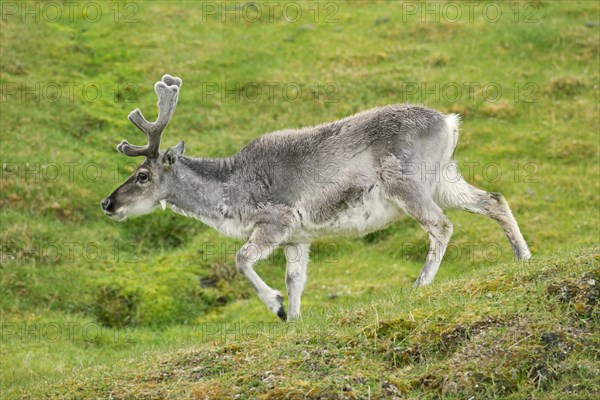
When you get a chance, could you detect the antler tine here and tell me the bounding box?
[162,74,182,88]
[117,74,182,158]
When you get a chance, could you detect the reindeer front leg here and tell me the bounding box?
[236,225,288,321]
[284,243,310,321]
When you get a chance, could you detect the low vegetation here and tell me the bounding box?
[20,248,600,399]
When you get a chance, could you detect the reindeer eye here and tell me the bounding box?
[137,171,149,183]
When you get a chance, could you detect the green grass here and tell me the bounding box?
[1,0,598,398]
[10,248,600,399]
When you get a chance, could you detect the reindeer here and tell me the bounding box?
[101,74,531,321]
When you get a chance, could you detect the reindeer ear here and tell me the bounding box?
[163,141,185,166]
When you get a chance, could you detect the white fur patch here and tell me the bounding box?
[291,184,401,241]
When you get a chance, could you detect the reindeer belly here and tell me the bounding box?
[292,184,402,240]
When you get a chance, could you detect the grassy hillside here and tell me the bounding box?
[16,248,600,399]
[1,0,598,398]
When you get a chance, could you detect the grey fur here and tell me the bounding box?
[101,75,531,321]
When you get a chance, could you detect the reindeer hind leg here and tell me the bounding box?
[435,167,531,260]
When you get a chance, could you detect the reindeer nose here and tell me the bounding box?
[101,197,114,213]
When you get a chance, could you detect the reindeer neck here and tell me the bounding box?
[165,156,235,222]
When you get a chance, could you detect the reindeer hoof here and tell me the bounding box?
[275,294,286,321]
[277,307,287,321]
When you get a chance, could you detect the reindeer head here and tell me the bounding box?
[101,74,185,221]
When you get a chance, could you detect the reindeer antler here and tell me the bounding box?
[117,74,182,158]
